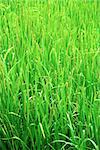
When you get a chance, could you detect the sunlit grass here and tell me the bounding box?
[0,0,100,149]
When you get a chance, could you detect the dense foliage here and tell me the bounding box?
[0,0,100,149]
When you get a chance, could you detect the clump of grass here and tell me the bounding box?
[0,0,100,150]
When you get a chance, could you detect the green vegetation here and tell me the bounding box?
[0,0,100,149]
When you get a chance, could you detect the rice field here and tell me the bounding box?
[0,0,100,149]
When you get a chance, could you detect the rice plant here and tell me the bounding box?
[0,0,100,149]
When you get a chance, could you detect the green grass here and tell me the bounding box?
[0,0,100,149]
